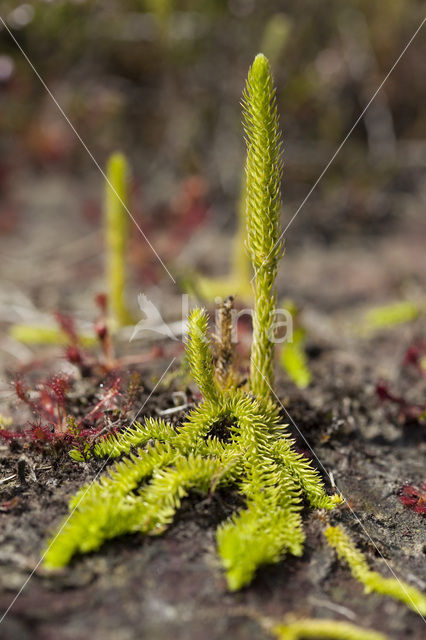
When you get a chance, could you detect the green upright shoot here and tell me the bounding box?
[185,308,219,403]
[105,152,133,329]
[244,54,284,401]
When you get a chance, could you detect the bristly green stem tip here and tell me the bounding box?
[244,53,283,401]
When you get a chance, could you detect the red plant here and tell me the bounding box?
[0,372,124,449]
[79,377,122,429]
[402,340,426,376]
[94,292,115,370]
[54,311,87,369]
[55,311,79,343]
[375,380,425,424]
[398,483,426,515]
[42,374,70,433]
[376,339,426,425]
[11,373,70,436]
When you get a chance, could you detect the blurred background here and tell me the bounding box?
[0,0,425,363]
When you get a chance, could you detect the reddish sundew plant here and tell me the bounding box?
[0,374,71,445]
[402,340,426,376]
[56,302,113,374]
[375,380,426,425]
[94,292,116,370]
[398,483,426,515]
[0,371,132,452]
[376,339,426,425]
[14,374,70,434]
[54,311,87,369]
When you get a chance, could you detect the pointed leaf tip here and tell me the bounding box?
[251,53,271,76]
[254,52,268,64]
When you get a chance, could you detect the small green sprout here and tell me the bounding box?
[360,300,420,335]
[280,327,311,389]
[0,414,13,427]
[279,302,312,389]
[191,175,253,302]
[105,152,134,330]
[325,525,426,616]
[270,616,387,640]
[9,324,95,347]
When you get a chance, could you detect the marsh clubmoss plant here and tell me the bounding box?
[42,54,342,589]
[244,54,284,401]
[325,525,426,616]
[105,152,134,329]
[43,306,341,586]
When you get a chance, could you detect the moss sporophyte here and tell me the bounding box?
[42,54,426,623]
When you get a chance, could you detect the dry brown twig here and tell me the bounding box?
[213,296,235,389]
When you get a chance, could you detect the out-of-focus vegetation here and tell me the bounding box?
[360,300,421,335]
[0,1,424,184]
[105,151,134,329]
[0,0,425,298]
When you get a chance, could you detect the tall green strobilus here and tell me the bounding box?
[244,53,284,401]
